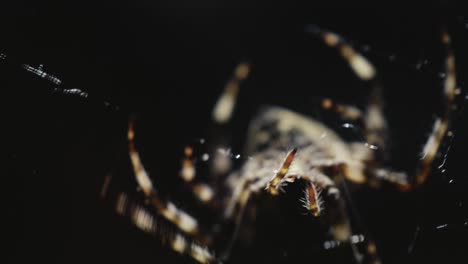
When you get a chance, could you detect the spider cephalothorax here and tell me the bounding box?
[100,26,462,264]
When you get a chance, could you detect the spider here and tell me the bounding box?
[98,26,462,264]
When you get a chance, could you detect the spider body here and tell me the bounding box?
[99,26,461,264]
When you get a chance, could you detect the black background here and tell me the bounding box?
[3,5,468,264]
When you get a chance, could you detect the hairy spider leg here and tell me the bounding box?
[128,119,214,245]
[329,30,460,263]
[212,62,251,124]
[312,27,460,192]
[412,30,459,188]
[309,25,389,153]
[210,62,251,176]
[100,131,218,263]
[175,62,251,206]
[123,63,251,260]
[102,188,216,264]
[376,30,460,191]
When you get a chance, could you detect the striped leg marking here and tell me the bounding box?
[179,146,216,204]
[373,31,461,191]
[321,98,365,123]
[212,62,251,124]
[265,148,298,195]
[128,119,207,240]
[111,191,216,264]
[308,25,388,151]
[413,30,459,188]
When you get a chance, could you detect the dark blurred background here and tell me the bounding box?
[3,4,468,264]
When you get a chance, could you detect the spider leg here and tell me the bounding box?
[212,62,250,124]
[371,30,460,191]
[128,119,213,244]
[411,30,459,188]
[309,25,388,152]
[176,62,251,206]
[321,170,382,264]
[179,145,217,205]
[335,168,383,264]
[210,62,251,178]
[218,176,258,261]
[101,186,217,264]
